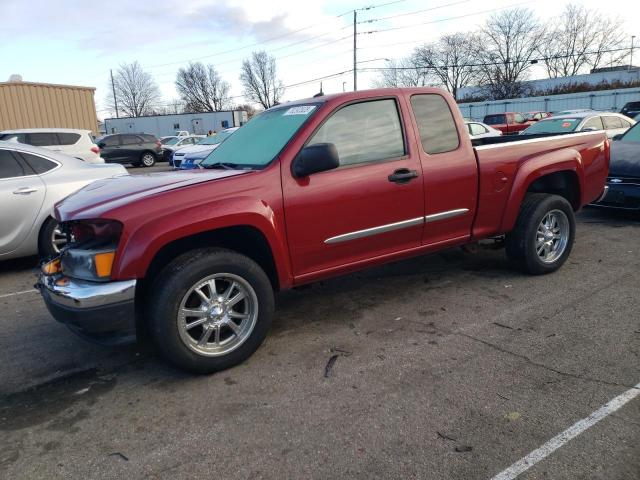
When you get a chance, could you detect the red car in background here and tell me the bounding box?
[483,112,532,134]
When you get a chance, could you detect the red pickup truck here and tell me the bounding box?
[483,112,532,134]
[39,87,609,373]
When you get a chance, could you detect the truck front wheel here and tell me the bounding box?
[505,193,575,275]
[149,249,274,373]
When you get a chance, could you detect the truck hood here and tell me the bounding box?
[609,142,640,178]
[55,169,249,220]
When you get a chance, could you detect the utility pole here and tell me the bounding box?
[110,69,119,118]
[631,36,636,71]
[353,10,357,91]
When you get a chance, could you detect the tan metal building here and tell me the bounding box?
[0,81,99,134]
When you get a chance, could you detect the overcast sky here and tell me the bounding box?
[1,0,638,118]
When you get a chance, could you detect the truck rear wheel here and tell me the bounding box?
[149,248,274,373]
[505,193,575,275]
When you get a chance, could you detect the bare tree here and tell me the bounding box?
[474,8,545,99]
[175,63,231,112]
[240,51,284,109]
[374,57,431,88]
[106,62,161,117]
[540,4,626,77]
[235,103,258,119]
[413,33,480,99]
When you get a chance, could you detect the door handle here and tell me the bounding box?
[388,169,419,184]
[13,187,39,195]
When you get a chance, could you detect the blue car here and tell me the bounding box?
[172,128,239,169]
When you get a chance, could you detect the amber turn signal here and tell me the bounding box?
[94,251,115,278]
[41,258,61,275]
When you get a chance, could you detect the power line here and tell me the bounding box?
[357,0,471,24]
[360,1,535,34]
[357,46,637,71]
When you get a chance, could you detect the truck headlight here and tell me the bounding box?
[60,248,116,281]
[41,219,123,282]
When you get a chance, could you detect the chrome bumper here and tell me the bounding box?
[39,274,136,309]
[38,275,137,345]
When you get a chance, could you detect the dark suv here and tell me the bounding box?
[96,134,162,167]
[620,102,640,119]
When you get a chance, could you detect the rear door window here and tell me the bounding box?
[57,133,81,145]
[122,135,141,145]
[484,114,506,125]
[101,136,120,147]
[411,94,460,154]
[308,99,406,166]
[25,132,59,146]
[582,117,604,131]
[18,152,58,174]
[470,123,488,135]
[603,116,623,130]
[0,150,27,179]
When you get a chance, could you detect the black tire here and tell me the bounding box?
[149,248,274,374]
[38,217,65,258]
[505,193,575,275]
[140,151,156,167]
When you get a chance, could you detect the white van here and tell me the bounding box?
[0,128,104,163]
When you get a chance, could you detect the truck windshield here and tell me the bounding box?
[200,104,320,169]
[522,118,580,135]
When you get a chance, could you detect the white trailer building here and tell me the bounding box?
[104,110,248,137]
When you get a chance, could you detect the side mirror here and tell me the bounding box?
[612,134,623,141]
[292,143,339,178]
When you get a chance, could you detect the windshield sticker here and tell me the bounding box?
[561,122,573,128]
[283,105,316,116]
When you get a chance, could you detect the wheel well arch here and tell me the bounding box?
[526,170,581,210]
[139,225,280,294]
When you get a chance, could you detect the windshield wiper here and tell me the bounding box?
[202,162,238,170]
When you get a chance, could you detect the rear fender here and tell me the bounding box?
[500,150,584,232]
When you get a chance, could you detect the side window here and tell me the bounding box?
[411,94,460,154]
[25,132,59,146]
[0,150,26,179]
[514,113,525,123]
[308,99,405,166]
[57,133,81,145]
[603,116,623,130]
[582,117,604,131]
[620,119,631,128]
[470,123,488,135]
[19,152,57,174]
[122,135,140,145]
[101,136,120,147]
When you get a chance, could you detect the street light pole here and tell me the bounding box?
[631,36,636,71]
[110,69,119,119]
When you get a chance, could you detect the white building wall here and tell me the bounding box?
[459,87,640,121]
[104,111,245,137]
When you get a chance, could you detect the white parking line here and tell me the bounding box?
[0,289,38,299]
[491,383,640,480]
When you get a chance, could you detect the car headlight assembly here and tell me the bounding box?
[41,219,122,282]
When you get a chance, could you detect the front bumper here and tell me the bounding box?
[38,274,137,345]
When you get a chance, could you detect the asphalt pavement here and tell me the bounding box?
[0,202,638,479]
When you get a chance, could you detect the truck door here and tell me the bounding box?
[406,93,478,246]
[282,97,425,277]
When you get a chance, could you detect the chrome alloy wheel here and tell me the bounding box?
[536,209,569,264]
[51,225,68,253]
[142,153,155,166]
[177,274,258,357]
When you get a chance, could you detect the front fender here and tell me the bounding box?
[500,149,584,232]
[111,195,292,288]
